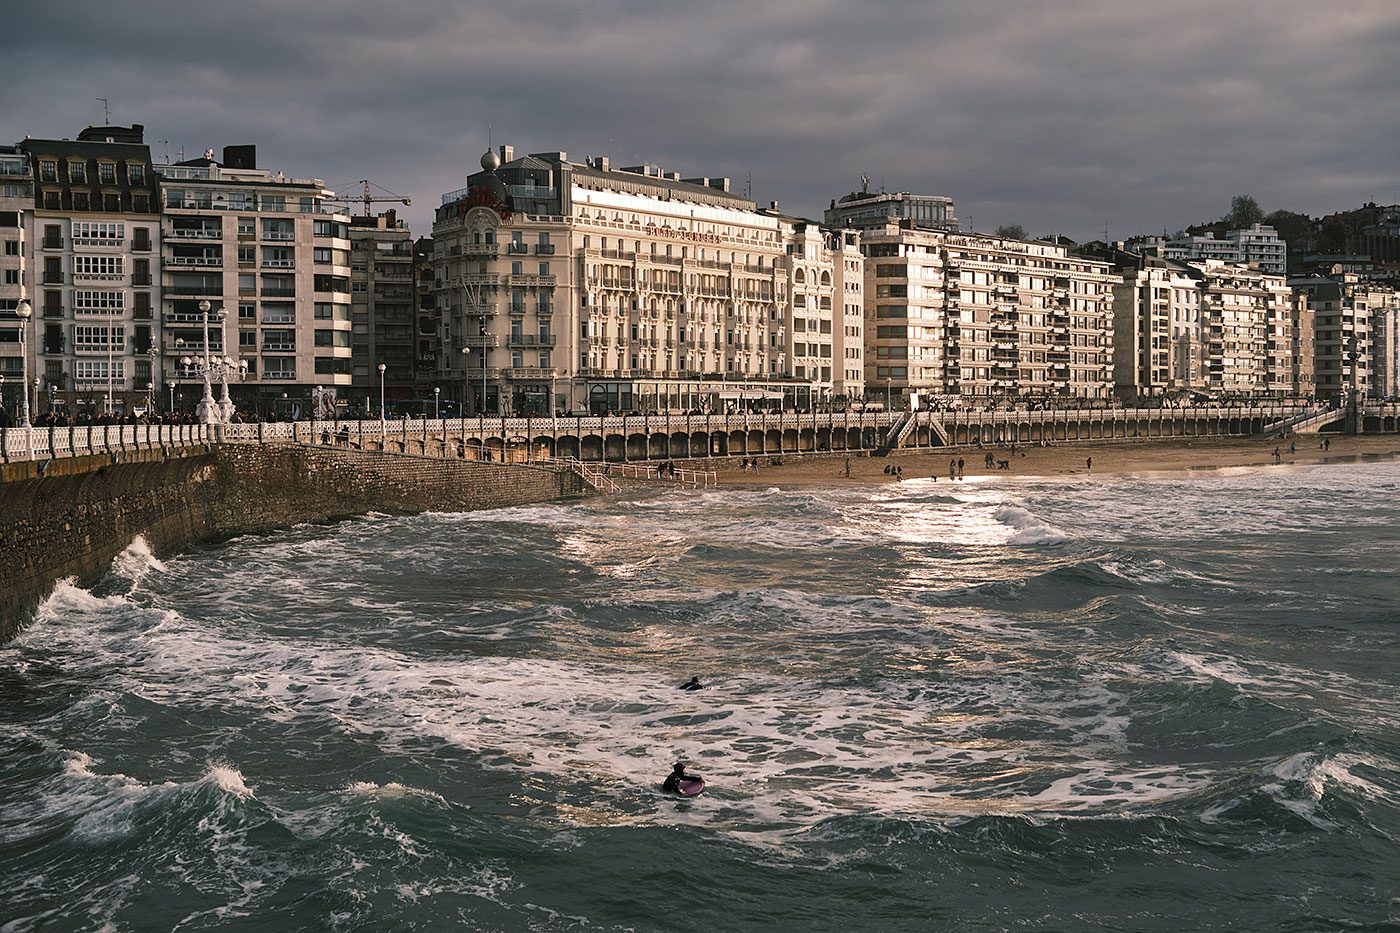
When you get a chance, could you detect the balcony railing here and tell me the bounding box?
[167,228,221,240]
[168,256,222,267]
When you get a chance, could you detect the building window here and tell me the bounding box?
[133,194,150,214]
[98,162,117,185]
[3,240,17,256]
[39,160,57,183]
[103,193,120,212]
[68,161,87,183]
[127,163,146,185]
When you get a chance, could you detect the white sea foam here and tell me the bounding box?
[993,504,1071,545]
[345,781,449,805]
[34,578,128,621]
[108,535,166,587]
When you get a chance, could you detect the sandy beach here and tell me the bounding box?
[715,434,1400,486]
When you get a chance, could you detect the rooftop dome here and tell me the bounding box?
[480,149,501,172]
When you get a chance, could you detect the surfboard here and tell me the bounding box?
[677,778,706,797]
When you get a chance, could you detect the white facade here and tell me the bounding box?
[433,148,861,415]
[858,222,1117,402]
[156,156,353,413]
[1156,224,1287,275]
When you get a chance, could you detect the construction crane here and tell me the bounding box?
[332,179,412,216]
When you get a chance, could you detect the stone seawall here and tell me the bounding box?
[0,444,589,641]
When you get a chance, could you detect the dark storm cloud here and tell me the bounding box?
[6,0,1397,239]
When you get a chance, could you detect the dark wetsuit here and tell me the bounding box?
[663,771,686,794]
[681,680,703,691]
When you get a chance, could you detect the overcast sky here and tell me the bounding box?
[7,0,1398,240]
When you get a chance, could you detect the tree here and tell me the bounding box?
[995,223,1027,240]
[1263,209,1313,251]
[1224,195,1264,230]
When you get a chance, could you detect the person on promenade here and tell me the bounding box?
[680,676,704,691]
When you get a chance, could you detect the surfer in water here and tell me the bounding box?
[680,676,704,691]
[663,761,701,794]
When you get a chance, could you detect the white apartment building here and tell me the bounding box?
[1373,305,1400,399]
[1190,260,1298,398]
[0,146,32,412]
[433,146,861,415]
[1291,274,1371,403]
[1154,224,1287,275]
[156,146,353,415]
[780,218,865,400]
[1088,242,1310,400]
[20,125,161,416]
[855,221,1117,403]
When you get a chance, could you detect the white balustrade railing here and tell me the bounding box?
[6,402,1390,466]
[0,422,216,462]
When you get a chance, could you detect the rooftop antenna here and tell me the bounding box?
[96,98,111,125]
[744,172,752,200]
[860,173,869,195]
[158,139,170,163]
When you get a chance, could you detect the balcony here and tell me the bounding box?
[503,366,554,378]
[167,227,221,240]
[509,273,557,287]
[463,334,498,348]
[261,342,297,353]
[262,288,296,298]
[168,256,223,267]
[507,242,530,255]
[535,244,556,255]
[462,242,497,258]
[262,259,295,268]
[507,335,556,348]
[261,370,296,380]
[263,230,295,242]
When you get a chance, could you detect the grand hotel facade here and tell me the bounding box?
[432,146,865,415]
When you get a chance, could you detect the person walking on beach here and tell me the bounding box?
[1086,456,1093,473]
[957,458,965,479]
[1272,446,1282,464]
[844,456,851,478]
[1324,437,1331,451]
[949,458,957,480]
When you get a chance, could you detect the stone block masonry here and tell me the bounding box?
[0,445,590,641]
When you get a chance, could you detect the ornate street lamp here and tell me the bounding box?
[433,385,440,419]
[377,362,387,441]
[15,299,32,427]
[216,355,246,422]
[194,299,224,424]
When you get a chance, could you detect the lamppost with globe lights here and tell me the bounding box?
[145,347,160,415]
[377,362,387,440]
[215,355,247,422]
[190,299,224,423]
[15,299,32,427]
[433,386,440,419]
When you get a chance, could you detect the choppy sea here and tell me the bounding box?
[2,461,1398,931]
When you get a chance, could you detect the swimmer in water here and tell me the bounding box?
[662,761,700,794]
[680,676,704,691]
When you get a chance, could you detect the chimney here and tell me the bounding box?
[499,144,514,164]
[769,200,779,212]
